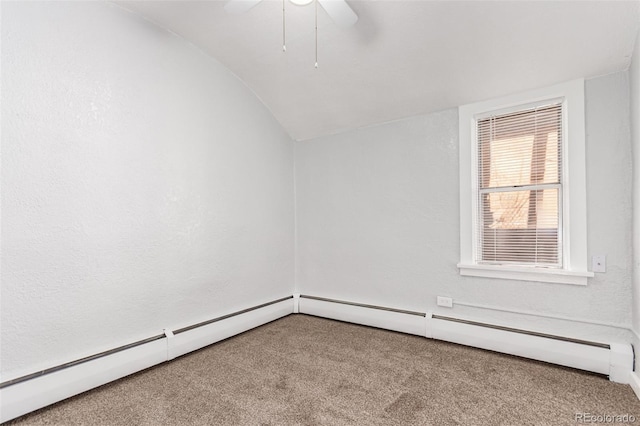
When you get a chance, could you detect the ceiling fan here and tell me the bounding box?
[224,0,358,28]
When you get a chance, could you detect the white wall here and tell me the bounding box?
[631,27,640,366]
[296,72,632,343]
[2,0,635,387]
[1,1,294,379]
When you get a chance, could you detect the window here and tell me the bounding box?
[477,102,562,266]
[458,79,593,285]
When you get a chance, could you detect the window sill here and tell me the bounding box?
[457,263,594,286]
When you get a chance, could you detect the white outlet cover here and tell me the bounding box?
[592,255,606,273]
[437,296,453,308]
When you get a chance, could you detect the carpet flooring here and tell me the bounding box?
[6,314,640,425]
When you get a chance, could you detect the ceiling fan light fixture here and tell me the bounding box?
[289,0,314,6]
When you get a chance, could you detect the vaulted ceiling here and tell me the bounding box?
[116,0,640,141]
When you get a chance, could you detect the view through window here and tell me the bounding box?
[477,103,562,266]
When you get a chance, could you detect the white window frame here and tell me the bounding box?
[458,79,593,285]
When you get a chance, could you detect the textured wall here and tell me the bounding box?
[631,28,640,362]
[1,1,294,378]
[296,72,632,343]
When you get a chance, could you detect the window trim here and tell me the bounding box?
[458,79,593,285]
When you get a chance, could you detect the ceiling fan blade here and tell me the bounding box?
[318,0,358,28]
[224,0,264,15]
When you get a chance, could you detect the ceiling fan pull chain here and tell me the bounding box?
[315,0,318,68]
[282,0,286,52]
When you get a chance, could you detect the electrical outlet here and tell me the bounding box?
[437,296,453,308]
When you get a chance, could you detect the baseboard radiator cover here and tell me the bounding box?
[0,296,293,423]
[629,371,640,400]
[298,294,426,336]
[298,295,633,384]
[431,314,632,384]
[298,295,428,337]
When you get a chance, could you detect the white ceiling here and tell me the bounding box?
[116,0,640,141]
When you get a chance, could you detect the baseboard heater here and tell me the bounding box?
[298,295,633,384]
[298,294,428,336]
[2,294,633,422]
[0,296,293,423]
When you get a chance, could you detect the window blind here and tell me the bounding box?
[477,102,563,267]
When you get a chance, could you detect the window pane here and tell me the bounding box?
[479,188,560,265]
[478,104,562,189]
[476,102,563,267]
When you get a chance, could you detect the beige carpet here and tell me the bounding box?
[6,314,640,425]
